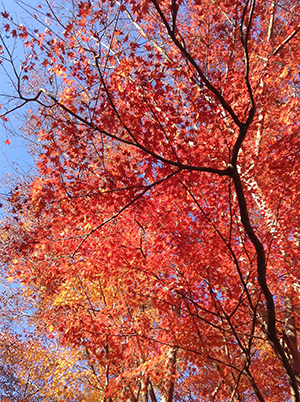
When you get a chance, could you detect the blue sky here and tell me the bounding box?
[0,0,38,199]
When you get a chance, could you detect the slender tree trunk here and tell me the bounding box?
[148,381,158,402]
[161,347,177,402]
[283,294,300,401]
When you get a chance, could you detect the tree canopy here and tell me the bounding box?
[0,0,300,400]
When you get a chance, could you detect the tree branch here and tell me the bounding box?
[149,0,241,128]
[229,165,300,402]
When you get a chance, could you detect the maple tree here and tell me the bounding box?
[0,0,300,400]
[0,240,99,402]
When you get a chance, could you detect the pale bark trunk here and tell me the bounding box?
[160,347,177,402]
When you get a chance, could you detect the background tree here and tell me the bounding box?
[0,226,99,402]
[0,0,300,400]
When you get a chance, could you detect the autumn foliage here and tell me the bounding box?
[0,0,300,400]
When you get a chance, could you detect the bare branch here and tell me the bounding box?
[273,25,300,55]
